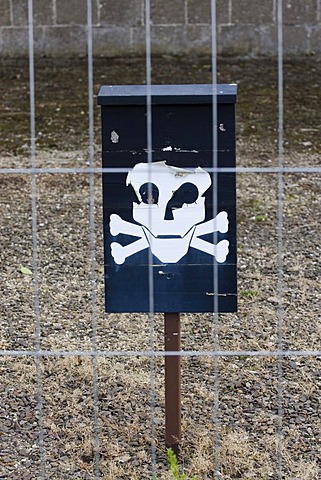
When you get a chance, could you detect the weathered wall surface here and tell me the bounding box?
[0,0,320,57]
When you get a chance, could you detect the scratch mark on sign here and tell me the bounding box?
[174,147,199,153]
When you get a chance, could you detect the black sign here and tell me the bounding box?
[98,85,237,313]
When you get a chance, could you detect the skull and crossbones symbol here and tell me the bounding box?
[110,161,229,264]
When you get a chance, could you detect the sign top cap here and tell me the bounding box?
[98,84,237,106]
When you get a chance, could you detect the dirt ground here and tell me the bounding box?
[0,56,320,479]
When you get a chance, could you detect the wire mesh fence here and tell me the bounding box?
[0,1,320,479]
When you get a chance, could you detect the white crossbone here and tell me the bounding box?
[109,211,229,265]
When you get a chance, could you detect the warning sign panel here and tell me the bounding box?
[98,84,237,313]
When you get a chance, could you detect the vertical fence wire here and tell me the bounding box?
[27,0,45,477]
[210,1,220,478]
[86,0,100,477]
[144,0,157,474]
[277,0,284,477]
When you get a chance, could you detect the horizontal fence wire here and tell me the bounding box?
[1,349,321,358]
[1,167,320,174]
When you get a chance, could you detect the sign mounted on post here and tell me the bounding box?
[98,84,237,313]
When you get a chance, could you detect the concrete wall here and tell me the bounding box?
[0,0,320,57]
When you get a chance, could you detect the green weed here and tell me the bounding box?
[240,289,259,299]
[167,448,199,480]
[153,448,199,480]
[255,214,268,222]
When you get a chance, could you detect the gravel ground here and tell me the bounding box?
[0,56,320,479]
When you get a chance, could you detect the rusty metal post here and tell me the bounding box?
[164,312,181,455]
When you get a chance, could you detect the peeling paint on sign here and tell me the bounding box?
[110,130,119,143]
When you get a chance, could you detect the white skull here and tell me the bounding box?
[126,161,211,262]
